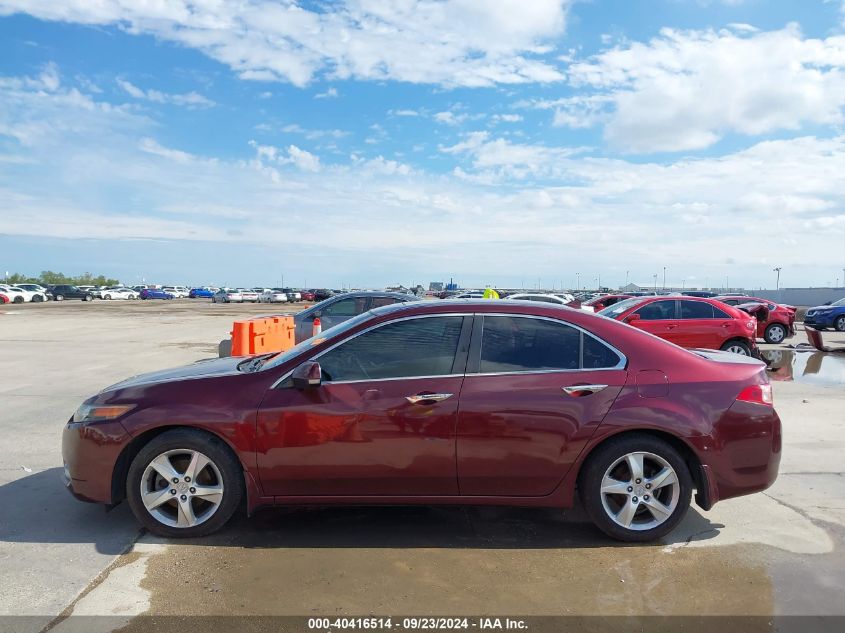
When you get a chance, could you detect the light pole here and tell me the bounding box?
[773,267,781,291]
[576,272,580,292]
[662,266,667,291]
[682,279,685,290]
[653,273,657,291]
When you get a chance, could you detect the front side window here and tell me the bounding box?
[635,300,677,321]
[318,316,464,382]
[480,316,580,373]
[371,296,401,308]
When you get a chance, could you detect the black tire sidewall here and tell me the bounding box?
[764,324,786,344]
[579,434,693,542]
[126,429,244,538]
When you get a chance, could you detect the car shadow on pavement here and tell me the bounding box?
[0,469,724,551]
[0,467,140,554]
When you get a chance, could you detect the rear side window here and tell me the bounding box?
[323,297,368,317]
[371,296,400,308]
[583,334,622,369]
[712,305,731,318]
[319,316,464,382]
[679,300,715,319]
[479,317,581,373]
[635,300,676,320]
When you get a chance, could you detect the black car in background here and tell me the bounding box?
[49,285,95,301]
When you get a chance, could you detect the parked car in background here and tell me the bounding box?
[293,291,416,343]
[803,297,845,332]
[140,288,174,300]
[452,292,486,299]
[598,296,758,356]
[77,285,98,297]
[47,285,94,301]
[259,288,289,303]
[63,299,781,541]
[101,287,138,300]
[15,283,51,299]
[0,285,48,303]
[714,296,796,343]
[212,288,243,303]
[238,288,259,303]
[311,289,334,301]
[300,290,316,302]
[188,287,217,298]
[282,288,301,302]
[162,286,188,299]
[581,294,634,312]
[505,293,573,306]
[0,292,9,304]
[680,291,718,298]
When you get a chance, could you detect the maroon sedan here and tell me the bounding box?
[63,300,780,542]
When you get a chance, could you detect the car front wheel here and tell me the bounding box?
[764,323,787,344]
[836,316,845,332]
[579,434,692,542]
[126,429,243,538]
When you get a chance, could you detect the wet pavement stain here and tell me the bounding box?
[115,506,785,627]
[761,349,845,385]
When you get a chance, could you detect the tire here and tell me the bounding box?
[579,434,692,542]
[32,295,44,303]
[836,316,845,333]
[55,294,64,301]
[720,339,751,356]
[764,323,787,344]
[104,294,111,300]
[83,295,92,302]
[126,428,244,538]
[13,296,23,304]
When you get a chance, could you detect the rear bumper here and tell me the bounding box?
[702,403,782,506]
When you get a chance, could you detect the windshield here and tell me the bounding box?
[597,297,645,319]
[831,298,845,307]
[260,310,374,371]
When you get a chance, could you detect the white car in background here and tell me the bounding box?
[212,288,244,303]
[238,288,259,303]
[259,288,289,303]
[163,286,189,298]
[0,284,48,303]
[101,287,138,300]
[15,283,51,298]
[505,293,574,306]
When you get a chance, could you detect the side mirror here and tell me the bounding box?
[624,313,641,324]
[291,361,322,389]
[824,301,832,306]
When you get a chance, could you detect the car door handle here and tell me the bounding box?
[562,384,608,397]
[666,324,678,329]
[405,392,453,404]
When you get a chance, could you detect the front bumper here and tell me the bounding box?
[803,314,835,328]
[62,419,131,505]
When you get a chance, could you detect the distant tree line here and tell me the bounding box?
[4,271,121,287]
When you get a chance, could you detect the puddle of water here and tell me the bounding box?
[760,349,845,385]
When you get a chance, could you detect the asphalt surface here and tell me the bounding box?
[1,299,844,632]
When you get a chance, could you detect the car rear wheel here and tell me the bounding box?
[104,294,111,300]
[836,316,845,332]
[55,294,64,301]
[13,296,23,304]
[720,340,751,355]
[764,323,787,344]
[32,295,44,303]
[579,435,692,542]
[126,429,243,538]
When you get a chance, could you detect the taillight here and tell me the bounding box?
[736,384,773,406]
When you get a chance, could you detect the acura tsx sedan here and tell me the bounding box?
[63,300,781,542]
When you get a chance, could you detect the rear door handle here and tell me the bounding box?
[562,384,608,397]
[405,392,453,404]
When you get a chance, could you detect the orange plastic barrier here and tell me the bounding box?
[230,315,295,356]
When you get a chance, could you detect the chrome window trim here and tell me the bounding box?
[271,313,473,388]
[474,313,627,374]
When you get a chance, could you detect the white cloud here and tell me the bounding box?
[491,113,523,123]
[3,63,845,286]
[557,25,845,152]
[0,0,570,88]
[390,109,420,117]
[314,87,338,99]
[117,79,215,108]
[281,123,348,140]
[434,111,468,126]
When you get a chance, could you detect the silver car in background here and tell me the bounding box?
[292,291,416,343]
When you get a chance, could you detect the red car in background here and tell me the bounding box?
[0,293,8,304]
[714,296,796,344]
[598,296,758,356]
[582,294,634,312]
[300,290,316,302]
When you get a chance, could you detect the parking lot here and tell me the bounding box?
[1,299,844,631]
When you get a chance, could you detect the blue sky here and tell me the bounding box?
[1,0,844,290]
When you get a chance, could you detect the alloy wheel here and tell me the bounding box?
[599,451,680,531]
[725,343,750,355]
[140,449,225,529]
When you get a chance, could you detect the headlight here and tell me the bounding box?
[72,403,135,424]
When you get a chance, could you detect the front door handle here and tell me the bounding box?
[405,392,453,404]
[562,384,608,397]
